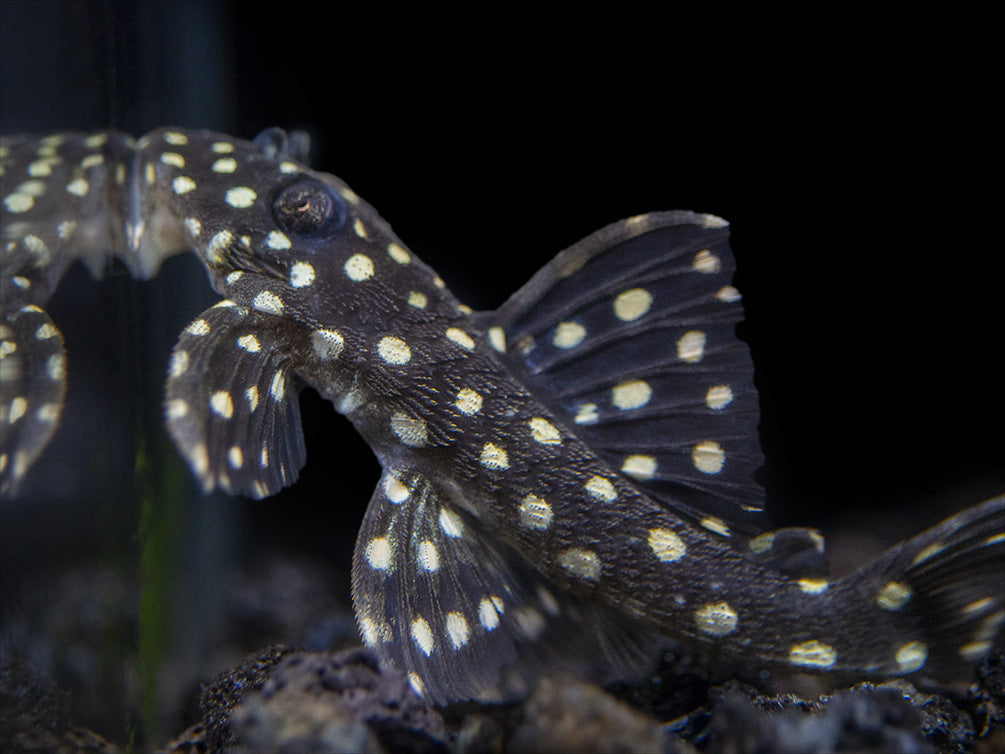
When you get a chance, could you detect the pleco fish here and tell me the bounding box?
[2,128,1003,704]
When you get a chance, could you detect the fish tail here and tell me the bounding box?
[837,494,1004,679]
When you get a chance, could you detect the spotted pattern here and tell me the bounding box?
[4,129,1001,708]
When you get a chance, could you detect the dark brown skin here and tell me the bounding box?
[2,128,1003,704]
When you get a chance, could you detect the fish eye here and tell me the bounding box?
[272,178,345,238]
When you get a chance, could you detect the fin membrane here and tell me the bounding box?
[488,212,765,537]
[847,495,1005,678]
[0,305,67,497]
[351,469,666,704]
[164,299,309,498]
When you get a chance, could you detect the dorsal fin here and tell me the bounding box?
[485,211,766,539]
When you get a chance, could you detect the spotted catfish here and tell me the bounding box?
[1,128,1003,704]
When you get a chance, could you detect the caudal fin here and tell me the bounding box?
[844,495,1004,679]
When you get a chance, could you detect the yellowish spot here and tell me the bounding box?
[648,528,687,563]
[446,327,475,350]
[480,443,509,470]
[876,581,912,610]
[225,186,257,208]
[344,253,374,281]
[557,548,602,581]
[789,640,837,669]
[695,602,738,636]
[488,326,506,352]
[798,578,829,595]
[416,540,439,572]
[439,508,465,538]
[613,288,654,321]
[895,641,928,673]
[365,537,393,570]
[310,328,344,360]
[383,474,409,503]
[700,516,730,537]
[692,441,725,474]
[290,261,316,288]
[553,321,586,349]
[390,412,428,447]
[622,454,657,480]
[387,242,410,264]
[266,230,291,250]
[411,617,434,656]
[210,390,234,419]
[692,249,721,273]
[446,612,470,649]
[172,175,196,194]
[584,475,617,502]
[66,178,89,196]
[518,494,553,530]
[160,152,185,168]
[377,336,411,365]
[479,598,500,630]
[528,417,562,445]
[212,157,237,173]
[612,379,652,410]
[237,334,261,352]
[677,330,707,363]
[455,388,483,415]
[706,384,734,410]
[253,290,284,315]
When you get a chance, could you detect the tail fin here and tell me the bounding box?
[843,495,1004,679]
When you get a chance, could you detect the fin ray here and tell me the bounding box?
[351,469,664,704]
[164,301,307,498]
[0,305,67,496]
[487,212,766,537]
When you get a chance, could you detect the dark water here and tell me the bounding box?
[2,1,1002,747]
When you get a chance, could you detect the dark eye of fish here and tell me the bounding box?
[1,127,1002,711]
[272,177,345,239]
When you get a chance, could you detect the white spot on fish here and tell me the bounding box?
[377,336,410,365]
[290,261,315,288]
[225,186,257,208]
[253,290,284,315]
[266,230,291,250]
[345,253,374,281]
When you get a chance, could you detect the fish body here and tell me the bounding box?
[2,128,1003,703]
